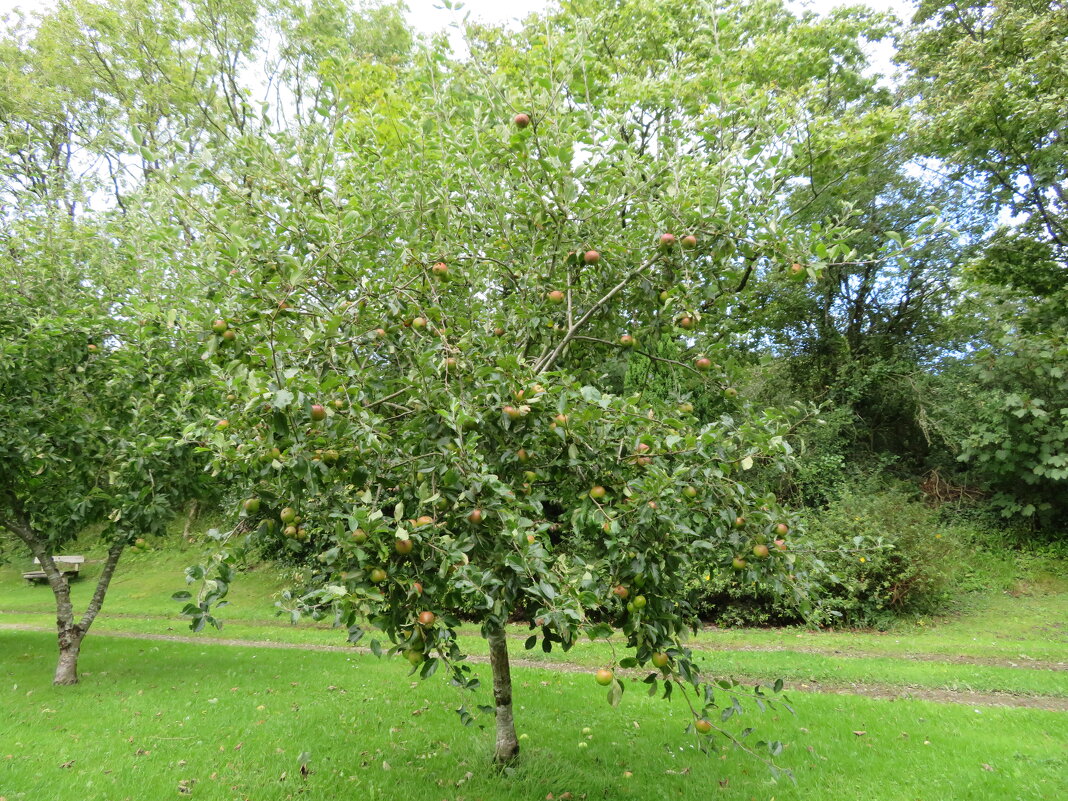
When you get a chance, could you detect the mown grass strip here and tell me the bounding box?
[1,631,1066,801]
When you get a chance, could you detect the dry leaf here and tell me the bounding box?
[852,731,866,737]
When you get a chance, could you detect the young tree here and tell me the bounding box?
[0,213,210,684]
[173,0,863,766]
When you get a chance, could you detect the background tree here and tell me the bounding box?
[899,0,1068,526]
[0,210,211,684]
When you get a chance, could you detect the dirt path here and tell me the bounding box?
[4,622,1066,712]
[4,609,1063,671]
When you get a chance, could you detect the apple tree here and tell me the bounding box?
[0,212,212,684]
[175,0,862,766]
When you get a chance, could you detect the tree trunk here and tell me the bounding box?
[54,627,83,685]
[487,626,519,765]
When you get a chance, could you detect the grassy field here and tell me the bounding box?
[2,543,1065,697]
[2,631,1066,801]
[2,536,1067,800]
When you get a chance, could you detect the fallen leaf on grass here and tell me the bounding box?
[59,761,74,769]
[981,763,994,772]
[852,731,866,737]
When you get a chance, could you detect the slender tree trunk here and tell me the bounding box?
[487,626,519,765]
[54,626,83,685]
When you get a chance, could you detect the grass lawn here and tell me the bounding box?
[2,631,1066,801]
[2,543,1066,699]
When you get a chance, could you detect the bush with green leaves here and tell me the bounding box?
[801,486,972,628]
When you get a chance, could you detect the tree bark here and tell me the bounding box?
[487,626,520,765]
[54,627,83,685]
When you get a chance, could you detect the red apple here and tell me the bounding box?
[310,404,327,421]
[594,668,614,686]
[619,334,636,348]
[514,112,531,128]
[659,233,676,248]
[467,509,484,524]
[774,523,789,537]
[431,261,448,277]
[613,585,629,599]
[752,543,770,559]
[547,290,566,304]
[418,611,436,626]
[583,250,600,264]
[395,538,413,555]
[678,316,695,330]
[681,234,697,249]
[694,357,712,371]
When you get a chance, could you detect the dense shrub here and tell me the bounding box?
[692,485,979,628]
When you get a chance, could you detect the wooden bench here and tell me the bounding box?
[22,555,85,583]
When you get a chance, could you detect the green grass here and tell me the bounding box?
[3,540,1066,700]
[1,631,1066,801]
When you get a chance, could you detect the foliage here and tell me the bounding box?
[800,486,973,628]
[954,321,1068,523]
[901,0,1068,259]
[0,214,209,550]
